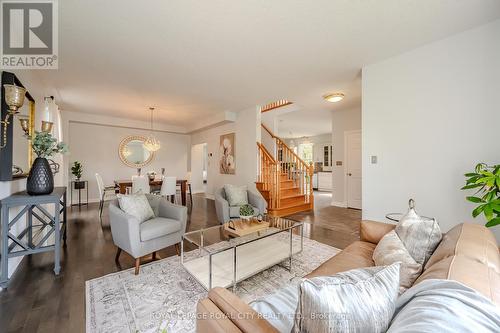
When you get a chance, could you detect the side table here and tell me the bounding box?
[0,187,67,288]
[70,180,89,208]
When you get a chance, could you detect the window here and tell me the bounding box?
[298,143,313,163]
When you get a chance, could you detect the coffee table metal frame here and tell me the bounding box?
[181,217,304,292]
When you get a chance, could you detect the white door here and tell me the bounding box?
[190,143,206,193]
[345,131,362,209]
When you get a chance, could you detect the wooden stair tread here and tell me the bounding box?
[280,193,306,199]
[269,201,310,210]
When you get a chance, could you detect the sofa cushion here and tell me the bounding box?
[140,217,181,242]
[229,206,260,218]
[415,254,500,306]
[224,184,248,206]
[249,284,299,333]
[395,207,441,265]
[117,193,155,223]
[373,230,423,290]
[293,263,401,333]
[360,220,396,244]
[425,223,500,273]
[306,241,375,278]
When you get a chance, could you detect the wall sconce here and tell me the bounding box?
[18,115,30,136]
[41,120,53,133]
[1,84,26,148]
[41,96,55,133]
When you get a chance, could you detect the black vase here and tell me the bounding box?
[27,157,54,195]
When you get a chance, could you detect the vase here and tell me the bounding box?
[74,180,85,189]
[27,157,54,195]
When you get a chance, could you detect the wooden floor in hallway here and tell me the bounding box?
[0,192,361,332]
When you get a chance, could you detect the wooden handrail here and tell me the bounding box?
[261,123,276,138]
[256,142,276,164]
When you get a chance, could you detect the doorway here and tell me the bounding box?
[345,130,362,209]
[190,143,207,194]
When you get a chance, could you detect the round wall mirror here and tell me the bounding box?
[118,136,155,168]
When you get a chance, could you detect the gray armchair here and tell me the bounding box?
[215,187,267,224]
[109,193,187,274]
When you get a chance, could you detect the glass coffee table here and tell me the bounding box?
[181,216,303,291]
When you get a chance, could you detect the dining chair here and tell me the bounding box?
[95,173,116,220]
[185,171,193,204]
[160,176,177,203]
[132,175,150,194]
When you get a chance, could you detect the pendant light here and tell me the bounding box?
[143,107,161,152]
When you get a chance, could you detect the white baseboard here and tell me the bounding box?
[331,201,347,208]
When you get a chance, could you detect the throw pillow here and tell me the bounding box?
[117,193,155,223]
[293,263,400,333]
[373,230,423,290]
[395,207,442,265]
[223,184,248,206]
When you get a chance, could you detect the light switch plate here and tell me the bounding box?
[371,156,378,164]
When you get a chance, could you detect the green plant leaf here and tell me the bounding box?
[472,205,485,218]
[464,173,478,177]
[466,196,483,203]
[485,217,500,227]
[484,205,494,221]
[461,183,484,190]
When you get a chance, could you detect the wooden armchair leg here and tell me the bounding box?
[135,258,141,275]
[115,248,122,262]
[174,243,181,256]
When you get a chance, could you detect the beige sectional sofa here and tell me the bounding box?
[196,220,500,332]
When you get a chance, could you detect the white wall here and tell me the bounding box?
[63,113,190,201]
[362,19,500,241]
[191,106,260,198]
[331,107,361,206]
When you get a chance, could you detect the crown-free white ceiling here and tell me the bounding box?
[37,0,500,132]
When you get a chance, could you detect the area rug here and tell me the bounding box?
[86,234,339,333]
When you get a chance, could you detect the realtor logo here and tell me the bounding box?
[1,0,58,69]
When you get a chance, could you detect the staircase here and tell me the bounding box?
[256,124,314,217]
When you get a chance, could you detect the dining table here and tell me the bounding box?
[114,179,189,206]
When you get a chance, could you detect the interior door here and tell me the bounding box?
[346,131,362,209]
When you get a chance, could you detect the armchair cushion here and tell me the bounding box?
[140,217,182,242]
[117,193,155,223]
[229,206,260,218]
[223,184,248,206]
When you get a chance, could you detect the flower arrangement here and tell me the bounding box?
[30,131,68,158]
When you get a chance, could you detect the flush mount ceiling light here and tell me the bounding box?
[323,92,345,103]
[143,107,161,152]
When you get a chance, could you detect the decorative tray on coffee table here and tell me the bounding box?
[223,218,270,237]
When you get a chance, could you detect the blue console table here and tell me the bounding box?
[0,187,67,288]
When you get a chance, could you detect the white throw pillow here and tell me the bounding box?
[117,193,155,223]
[373,230,423,291]
[395,207,442,265]
[293,263,400,333]
[223,184,248,206]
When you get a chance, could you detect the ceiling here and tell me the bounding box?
[35,1,500,132]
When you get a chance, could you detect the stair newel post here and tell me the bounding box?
[309,162,314,208]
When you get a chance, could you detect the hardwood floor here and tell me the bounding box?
[0,192,360,332]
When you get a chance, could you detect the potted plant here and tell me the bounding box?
[71,161,85,189]
[239,204,255,220]
[461,163,500,228]
[27,131,68,195]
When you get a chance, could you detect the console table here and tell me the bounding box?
[0,187,67,288]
